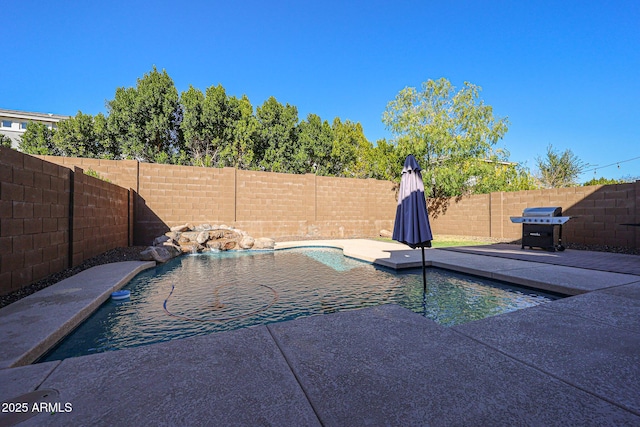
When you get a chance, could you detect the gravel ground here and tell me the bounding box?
[1,236,636,309]
[0,247,147,309]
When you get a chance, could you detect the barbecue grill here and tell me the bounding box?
[510,207,571,251]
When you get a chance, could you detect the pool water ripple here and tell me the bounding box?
[41,248,559,361]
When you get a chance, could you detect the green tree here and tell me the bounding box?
[255,97,299,173]
[181,85,257,168]
[366,138,402,181]
[382,77,509,197]
[535,145,586,188]
[180,85,215,166]
[582,176,624,186]
[19,122,58,155]
[0,134,12,148]
[221,94,257,169]
[107,66,182,163]
[462,154,538,194]
[53,111,100,158]
[296,113,334,174]
[329,118,372,178]
[93,112,119,159]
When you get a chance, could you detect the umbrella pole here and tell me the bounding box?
[421,247,427,292]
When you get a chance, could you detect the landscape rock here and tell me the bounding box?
[140,246,176,263]
[253,237,275,250]
[164,231,179,241]
[179,242,204,253]
[379,229,392,238]
[219,240,236,250]
[151,224,274,255]
[206,240,222,250]
[196,231,210,244]
[153,235,170,246]
[239,236,255,249]
[162,242,182,255]
[180,231,200,241]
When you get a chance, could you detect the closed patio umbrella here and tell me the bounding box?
[392,154,433,290]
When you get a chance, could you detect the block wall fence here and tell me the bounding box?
[34,156,399,245]
[1,148,129,295]
[428,183,639,249]
[2,150,637,295]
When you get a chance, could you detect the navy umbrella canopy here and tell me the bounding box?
[392,155,433,248]
[392,154,433,289]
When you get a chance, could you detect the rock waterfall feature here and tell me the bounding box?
[140,223,275,263]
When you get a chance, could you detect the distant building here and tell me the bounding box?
[0,109,70,149]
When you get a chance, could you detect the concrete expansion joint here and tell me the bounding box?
[265,324,326,426]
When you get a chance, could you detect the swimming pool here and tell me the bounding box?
[41,248,559,361]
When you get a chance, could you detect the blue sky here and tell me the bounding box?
[3,0,639,181]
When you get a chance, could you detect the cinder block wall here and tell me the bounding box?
[134,164,236,244]
[428,194,491,238]
[429,182,639,248]
[36,156,138,192]
[27,154,640,250]
[1,147,70,295]
[71,167,129,266]
[1,149,130,295]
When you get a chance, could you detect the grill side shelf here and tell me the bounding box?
[510,216,572,224]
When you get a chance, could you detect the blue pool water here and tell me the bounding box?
[41,248,559,361]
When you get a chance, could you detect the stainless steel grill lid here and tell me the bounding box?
[511,206,569,224]
[522,206,562,217]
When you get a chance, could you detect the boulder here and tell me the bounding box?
[196,231,210,244]
[162,242,182,256]
[180,231,200,241]
[140,246,175,263]
[164,231,179,241]
[179,241,204,253]
[206,240,222,250]
[153,235,170,246]
[239,236,255,249]
[208,229,240,240]
[253,237,275,250]
[379,229,393,238]
[220,239,237,250]
[170,224,191,232]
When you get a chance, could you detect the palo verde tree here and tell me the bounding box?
[382,77,510,197]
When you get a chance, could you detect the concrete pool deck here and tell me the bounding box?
[1,240,639,425]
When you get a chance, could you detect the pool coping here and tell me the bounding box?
[1,240,639,424]
[0,261,155,369]
[277,239,640,296]
[2,240,639,371]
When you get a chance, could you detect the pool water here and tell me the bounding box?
[41,248,559,362]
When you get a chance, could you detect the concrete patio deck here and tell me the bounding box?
[1,240,638,426]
